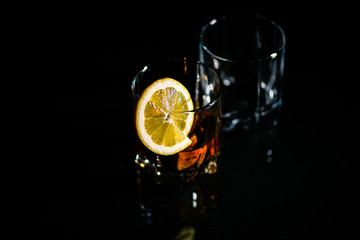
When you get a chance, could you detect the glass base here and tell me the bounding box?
[222,101,281,133]
[136,170,219,239]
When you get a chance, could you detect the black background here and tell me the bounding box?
[43,2,357,239]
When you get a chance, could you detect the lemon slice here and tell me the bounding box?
[135,78,194,156]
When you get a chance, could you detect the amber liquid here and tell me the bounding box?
[135,110,221,187]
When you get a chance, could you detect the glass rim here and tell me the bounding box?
[131,58,223,113]
[199,14,287,64]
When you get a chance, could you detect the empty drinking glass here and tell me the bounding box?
[199,15,286,132]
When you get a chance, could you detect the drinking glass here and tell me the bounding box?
[131,58,222,237]
[199,15,286,132]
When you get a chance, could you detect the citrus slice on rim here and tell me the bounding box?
[135,78,194,156]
